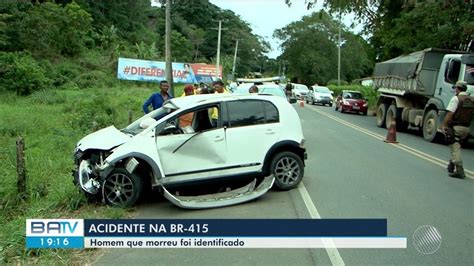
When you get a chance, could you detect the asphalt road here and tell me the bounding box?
[95,104,473,266]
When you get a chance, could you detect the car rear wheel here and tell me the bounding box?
[103,168,144,207]
[270,152,304,190]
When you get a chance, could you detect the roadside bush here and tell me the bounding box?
[28,90,67,105]
[0,52,51,95]
[50,60,84,87]
[74,70,113,89]
[66,92,118,131]
[327,79,349,86]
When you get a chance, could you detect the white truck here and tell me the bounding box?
[373,48,474,142]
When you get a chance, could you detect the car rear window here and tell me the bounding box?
[227,100,279,127]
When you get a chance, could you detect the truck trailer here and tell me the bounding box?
[373,48,474,142]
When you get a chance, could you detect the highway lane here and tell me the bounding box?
[298,104,473,265]
[95,103,473,266]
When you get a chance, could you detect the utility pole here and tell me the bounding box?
[231,39,239,80]
[165,0,174,96]
[337,8,341,86]
[215,20,223,80]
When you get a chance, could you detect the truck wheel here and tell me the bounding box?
[422,109,441,142]
[385,105,398,129]
[376,103,389,128]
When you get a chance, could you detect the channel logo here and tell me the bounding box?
[27,219,84,236]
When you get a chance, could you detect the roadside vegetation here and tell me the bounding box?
[0,84,189,263]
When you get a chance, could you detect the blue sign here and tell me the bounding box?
[117,58,196,83]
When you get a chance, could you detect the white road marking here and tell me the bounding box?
[298,182,346,266]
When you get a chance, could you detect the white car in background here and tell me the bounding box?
[306,85,334,106]
[291,83,310,99]
[233,83,297,103]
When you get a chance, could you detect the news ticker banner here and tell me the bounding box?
[117,58,222,84]
[26,219,407,249]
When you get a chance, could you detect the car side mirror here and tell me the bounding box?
[330,91,334,95]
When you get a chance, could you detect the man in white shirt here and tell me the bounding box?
[441,81,473,178]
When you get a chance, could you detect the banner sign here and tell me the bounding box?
[117,58,222,83]
[26,219,406,249]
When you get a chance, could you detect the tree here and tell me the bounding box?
[275,11,373,85]
[286,0,473,60]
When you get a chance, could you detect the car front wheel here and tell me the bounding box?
[270,152,304,190]
[103,168,144,207]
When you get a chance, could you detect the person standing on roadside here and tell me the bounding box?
[212,80,229,94]
[142,80,172,114]
[179,84,195,128]
[210,80,228,127]
[441,81,473,179]
[180,84,196,97]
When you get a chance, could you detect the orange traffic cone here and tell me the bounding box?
[384,120,399,144]
[299,97,304,107]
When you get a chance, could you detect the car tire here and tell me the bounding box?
[376,103,389,128]
[270,151,304,190]
[329,103,333,107]
[103,168,144,207]
[363,111,367,116]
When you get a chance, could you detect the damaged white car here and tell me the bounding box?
[73,94,306,209]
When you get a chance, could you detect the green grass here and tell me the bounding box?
[0,82,183,263]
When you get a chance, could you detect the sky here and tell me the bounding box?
[209,0,320,59]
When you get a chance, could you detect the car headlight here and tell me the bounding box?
[74,149,84,161]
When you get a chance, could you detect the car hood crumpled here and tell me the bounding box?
[76,126,131,152]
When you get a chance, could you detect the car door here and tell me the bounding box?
[224,100,281,173]
[155,104,228,182]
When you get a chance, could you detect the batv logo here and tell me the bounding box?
[31,221,78,234]
[26,219,84,237]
